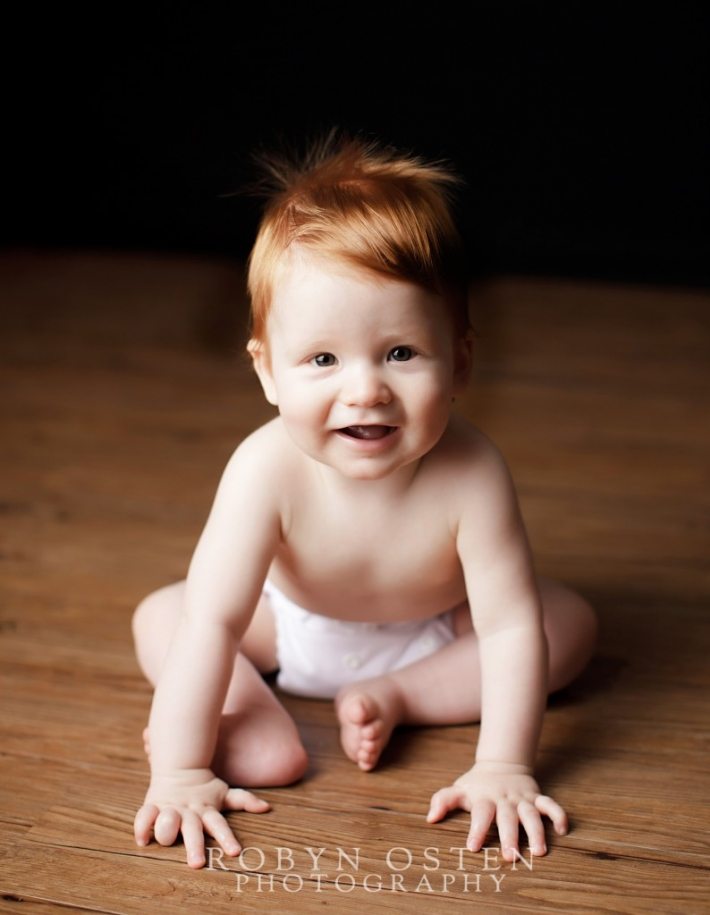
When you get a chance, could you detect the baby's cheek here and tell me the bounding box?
[280,397,328,437]
[281,394,317,424]
[419,385,454,420]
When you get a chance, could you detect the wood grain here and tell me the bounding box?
[1,251,708,913]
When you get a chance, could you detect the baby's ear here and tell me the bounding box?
[453,332,474,391]
[247,338,278,406]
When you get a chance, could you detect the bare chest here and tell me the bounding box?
[272,493,465,620]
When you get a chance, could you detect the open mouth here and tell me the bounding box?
[339,425,397,440]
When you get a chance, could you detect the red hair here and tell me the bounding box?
[246,134,470,347]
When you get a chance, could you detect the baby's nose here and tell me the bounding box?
[340,364,392,407]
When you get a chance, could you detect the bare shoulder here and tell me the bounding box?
[208,417,298,516]
[221,417,294,481]
[429,416,520,526]
[433,415,512,482]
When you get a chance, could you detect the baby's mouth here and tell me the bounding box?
[339,425,397,440]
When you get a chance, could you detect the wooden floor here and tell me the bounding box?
[1,251,708,913]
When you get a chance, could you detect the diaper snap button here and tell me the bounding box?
[344,653,362,670]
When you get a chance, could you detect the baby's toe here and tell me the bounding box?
[361,720,384,740]
[359,738,381,764]
[342,691,380,724]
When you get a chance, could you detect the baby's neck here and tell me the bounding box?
[313,459,423,503]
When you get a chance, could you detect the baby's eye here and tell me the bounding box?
[311,352,337,367]
[388,346,415,362]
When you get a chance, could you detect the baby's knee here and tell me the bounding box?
[131,594,158,650]
[131,596,150,644]
[542,580,597,647]
[131,583,185,683]
[264,738,309,786]
[252,721,309,785]
[219,730,308,788]
[548,591,598,691]
[131,582,184,644]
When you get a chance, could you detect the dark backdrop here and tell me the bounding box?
[5,3,709,285]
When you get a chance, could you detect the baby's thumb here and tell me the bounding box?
[427,787,456,823]
[225,788,271,813]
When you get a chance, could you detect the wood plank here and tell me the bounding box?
[2,252,709,913]
[1,835,708,914]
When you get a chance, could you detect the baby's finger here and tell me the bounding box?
[518,800,546,855]
[134,803,158,846]
[426,786,468,823]
[202,809,241,856]
[495,800,520,861]
[224,787,271,814]
[154,807,181,846]
[181,810,207,869]
[534,795,569,835]
[466,798,496,852]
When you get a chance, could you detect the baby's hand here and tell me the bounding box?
[426,761,568,861]
[134,768,270,869]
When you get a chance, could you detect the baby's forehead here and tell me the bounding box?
[259,247,460,353]
[272,247,383,295]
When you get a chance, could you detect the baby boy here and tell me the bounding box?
[132,136,597,869]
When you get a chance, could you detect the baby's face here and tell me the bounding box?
[253,252,468,481]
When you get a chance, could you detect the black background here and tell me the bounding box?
[5,3,709,285]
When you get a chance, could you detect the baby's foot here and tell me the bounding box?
[335,677,406,771]
[142,726,151,760]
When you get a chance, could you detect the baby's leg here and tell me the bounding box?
[132,582,308,787]
[336,577,597,770]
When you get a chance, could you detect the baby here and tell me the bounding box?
[132,136,598,870]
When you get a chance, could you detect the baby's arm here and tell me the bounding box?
[133,435,282,867]
[427,437,568,859]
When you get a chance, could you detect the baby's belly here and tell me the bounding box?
[266,560,468,624]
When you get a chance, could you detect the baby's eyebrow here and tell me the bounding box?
[381,327,435,344]
[293,339,335,353]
